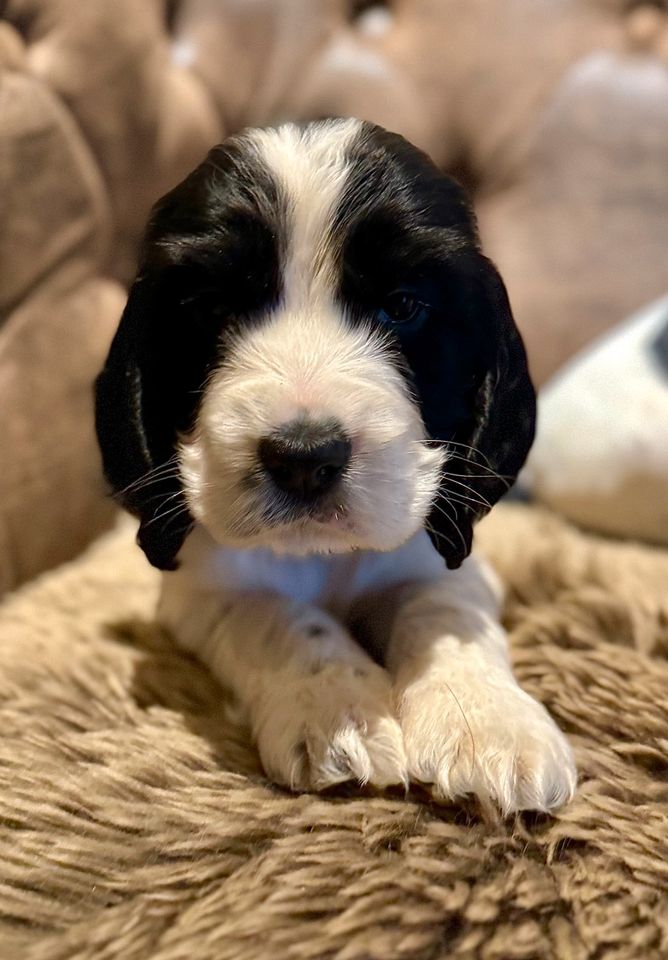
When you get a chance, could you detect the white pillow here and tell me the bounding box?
[522,295,668,545]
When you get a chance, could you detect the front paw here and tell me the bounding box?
[254,662,407,792]
[398,672,576,815]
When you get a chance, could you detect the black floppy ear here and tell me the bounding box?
[95,275,196,570]
[425,257,536,568]
[96,135,282,569]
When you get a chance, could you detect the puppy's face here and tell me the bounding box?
[96,120,535,569]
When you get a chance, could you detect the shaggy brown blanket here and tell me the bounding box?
[1,505,667,960]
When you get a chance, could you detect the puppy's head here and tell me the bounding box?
[96,120,535,569]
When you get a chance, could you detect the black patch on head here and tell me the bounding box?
[651,309,668,380]
[95,135,285,569]
[335,123,536,568]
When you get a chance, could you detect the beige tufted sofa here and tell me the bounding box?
[2,0,668,592]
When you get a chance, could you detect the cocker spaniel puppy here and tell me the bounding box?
[96,119,576,814]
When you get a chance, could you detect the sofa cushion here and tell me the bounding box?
[0,0,223,592]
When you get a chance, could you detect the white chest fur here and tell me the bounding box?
[157,525,446,650]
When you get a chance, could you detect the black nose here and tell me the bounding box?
[258,424,351,500]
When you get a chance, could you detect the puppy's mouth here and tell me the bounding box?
[263,492,355,534]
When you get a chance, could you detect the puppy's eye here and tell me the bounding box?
[377,291,431,332]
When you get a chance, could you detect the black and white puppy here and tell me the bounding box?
[96,119,576,814]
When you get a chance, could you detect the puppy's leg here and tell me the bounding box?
[162,590,406,792]
[385,557,576,814]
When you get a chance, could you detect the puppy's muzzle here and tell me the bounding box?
[258,419,351,502]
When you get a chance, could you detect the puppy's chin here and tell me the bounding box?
[182,494,431,558]
[192,523,424,558]
[228,515,429,557]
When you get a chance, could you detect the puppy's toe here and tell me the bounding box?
[257,663,407,792]
[306,712,407,790]
[503,724,577,814]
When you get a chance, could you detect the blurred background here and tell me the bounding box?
[1,0,667,594]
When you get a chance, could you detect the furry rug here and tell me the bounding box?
[1,505,667,960]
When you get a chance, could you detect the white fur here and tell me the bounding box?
[247,121,359,297]
[159,530,576,812]
[179,301,443,555]
[385,566,577,815]
[160,120,576,813]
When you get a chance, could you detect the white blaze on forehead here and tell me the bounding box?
[246,120,362,308]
